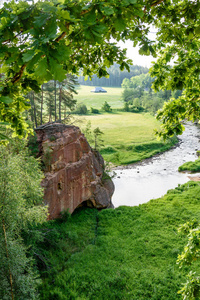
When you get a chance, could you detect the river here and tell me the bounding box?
[112,123,200,207]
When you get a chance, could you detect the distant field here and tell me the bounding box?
[74,112,177,165]
[75,85,123,109]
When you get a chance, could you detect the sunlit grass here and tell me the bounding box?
[75,85,123,109]
[76,112,159,145]
[74,112,177,165]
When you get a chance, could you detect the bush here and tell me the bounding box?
[75,103,88,114]
[91,107,99,114]
[102,101,112,112]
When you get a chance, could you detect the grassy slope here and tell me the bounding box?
[37,181,200,300]
[75,112,177,165]
[75,85,123,109]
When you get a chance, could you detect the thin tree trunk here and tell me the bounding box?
[30,92,34,123]
[32,92,37,128]
[59,82,61,121]
[2,219,14,300]
[40,84,43,125]
[54,80,57,122]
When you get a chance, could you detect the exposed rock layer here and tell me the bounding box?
[35,123,114,219]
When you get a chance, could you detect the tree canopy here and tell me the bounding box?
[0,0,155,137]
[0,0,200,139]
[149,0,200,139]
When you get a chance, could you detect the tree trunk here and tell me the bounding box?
[54,80,57,122]
[40,84,43,125]
[59,82,62,121]
[33,92,37,128]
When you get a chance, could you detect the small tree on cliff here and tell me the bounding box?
[94,127,104,151]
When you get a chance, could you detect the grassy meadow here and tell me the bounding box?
[72,85,177,165]
[75,85,123,109]
[74,111,177,165]
[30,181,200,299]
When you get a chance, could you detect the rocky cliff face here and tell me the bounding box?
[35,123,114,219]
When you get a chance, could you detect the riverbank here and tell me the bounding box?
[76,111,178,165]
[30,181,200,299]
[112,123,200,207]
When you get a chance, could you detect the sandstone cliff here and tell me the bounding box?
[35,123,114,219]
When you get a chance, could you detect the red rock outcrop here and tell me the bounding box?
[35,123,114,219]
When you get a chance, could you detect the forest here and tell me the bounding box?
[1,0,200,299]
[78,63,149,87]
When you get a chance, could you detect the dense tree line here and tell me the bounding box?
[121,74,182,114]
[78,63,149,87]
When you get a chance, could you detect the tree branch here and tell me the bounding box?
[11,64,27,84]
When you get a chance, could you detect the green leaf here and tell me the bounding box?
[57,9,71,20]
[26,52,42,71]
[114,18,126,31]
[22,50,35,62]
[33,13,49,28]
[45,18,57,39]
[135,9,144,18]
[103,7,115,16]
[34,58,50,79]
[49,58,66,82]
[0,96,13,104]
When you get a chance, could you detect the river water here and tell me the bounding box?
[112,123,200,208]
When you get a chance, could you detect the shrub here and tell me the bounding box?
[91,107,100,114]
[102,101,112,112]
[75,103,88,114]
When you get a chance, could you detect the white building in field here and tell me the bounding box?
[90,87,107,93]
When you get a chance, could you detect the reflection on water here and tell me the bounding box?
[112,124,200,207]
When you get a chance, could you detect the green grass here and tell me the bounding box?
[74,112,177,165]
[29,181,200,299]
[75,85,123,109]
[179,158,200,173]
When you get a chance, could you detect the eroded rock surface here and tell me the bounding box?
[35,123,114,219]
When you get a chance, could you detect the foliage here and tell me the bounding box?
[93,127,104,150]
[28,181,200,299]
[102,101,112,112]
[75,103,88,115]
[0,0,159,139]
[121,74,176,115]
[28,131,39,158]
[91,107,100,114]
[0,138,48,300]
[149,0,200,139]
[42,143,53,172]
[82,121,104,151]
[176,221,200,300]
